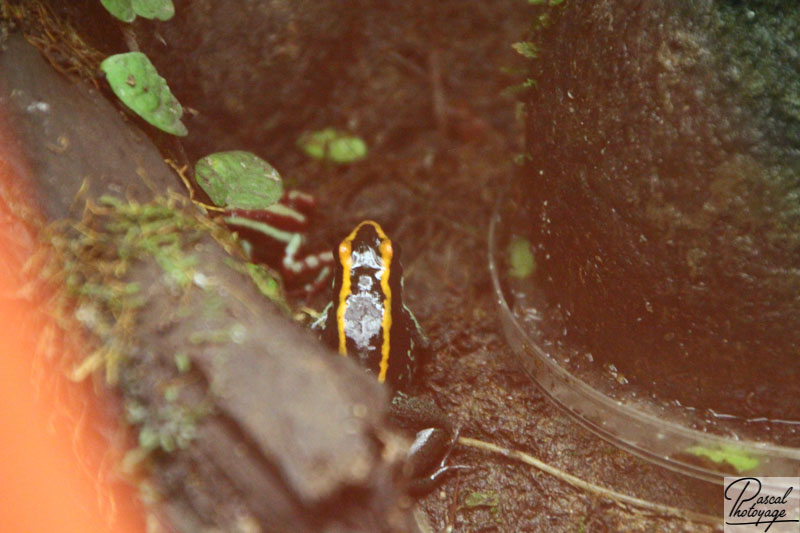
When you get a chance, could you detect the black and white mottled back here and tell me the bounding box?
[316,220,421,390]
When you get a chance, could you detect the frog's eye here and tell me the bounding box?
[339,242,352,265]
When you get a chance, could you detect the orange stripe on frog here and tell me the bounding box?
[336,220,394,383]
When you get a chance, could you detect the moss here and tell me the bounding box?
[58,193,282,364]
[37,193,287,465]
[122,394,212,471]
[713,1,800,166]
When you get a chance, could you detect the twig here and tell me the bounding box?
[164,158,224,213]
[458,436,721,528]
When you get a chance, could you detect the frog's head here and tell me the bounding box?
[339,220,393,273]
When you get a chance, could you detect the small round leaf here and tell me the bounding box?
[132,0,175,21]
[328,136,368,163]
[298,128,368,164]
[101,52,187,136]
[195,151,283,210]
[100,0,136,22]
[101,0,135,22]
[507,236,536,279]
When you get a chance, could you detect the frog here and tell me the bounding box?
[312,220,464,493]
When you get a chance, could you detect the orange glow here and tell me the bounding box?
[0,119,144,533]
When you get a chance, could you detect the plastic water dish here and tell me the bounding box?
[488,205,800,483]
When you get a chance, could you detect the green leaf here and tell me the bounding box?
[512,41,539,59]
[132,0,175,20]
[101,0,135,22]
[174,351,191,373]
[195,151,283,210]
[101,52,187,136]
[245,263,285,306]
[101,0,174,21]
[329,136,368,163]
[502,78,538,97]
[298,128,368,164]
[686,445,760,473]
[464,490,499,508]
[507,236,536,279]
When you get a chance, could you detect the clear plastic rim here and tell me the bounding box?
[488,206,800,484]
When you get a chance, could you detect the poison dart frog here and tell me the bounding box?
[312,220,464,493]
